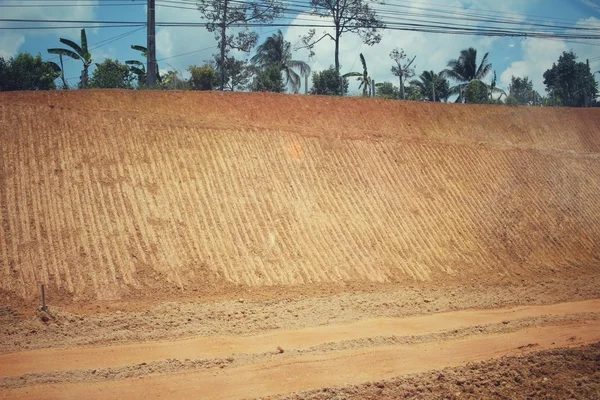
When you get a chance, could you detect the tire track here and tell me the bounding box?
[2,320,598,400]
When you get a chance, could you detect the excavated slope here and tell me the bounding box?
[0,90,599,301]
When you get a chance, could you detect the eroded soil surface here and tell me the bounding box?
[1,278,599,399]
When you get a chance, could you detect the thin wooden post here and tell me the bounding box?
[41,284,47,311]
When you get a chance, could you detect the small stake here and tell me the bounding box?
[41,284,47,312]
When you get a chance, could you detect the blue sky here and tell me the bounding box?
[1,0,599,95]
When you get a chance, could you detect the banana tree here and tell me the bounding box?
[343,53,371,96]
[48,29,92,88]
[57,55,68,89]
[45,56,68,89]
[126,45,161,85]
[126,60,146,85]
[489,70,507,101]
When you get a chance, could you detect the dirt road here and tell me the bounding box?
[1,299,598,399]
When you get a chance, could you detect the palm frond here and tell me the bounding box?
[288,60,310,77]
[445,59,460,70]
[47,61,61,72]
[80,29,89,55]
[48,48,81,61]
[131,45,147,56]
[130,66,146,78]
[442,68,467,83]
[125,60,144,68]
[359,53,367,75]
[476,62,492,80]
[58,39,83,57]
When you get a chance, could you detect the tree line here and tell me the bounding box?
[0,0,598,107]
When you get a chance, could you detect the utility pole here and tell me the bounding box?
[220,0,228,91]
[147,0,157,86]
[432,80,436,102]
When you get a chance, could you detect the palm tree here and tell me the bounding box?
[343,53,372,97]
[251,30,310,93]
[442,47,492,102]
[409,70,450,102]
[48,29,92,88]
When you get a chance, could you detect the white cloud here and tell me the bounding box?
[0,0,98,57]
[580,0,600,13]
[500,17,600,95]
[155,5,218,76]
[283,0,522,95]
[500,38,568,94]
[0,33,25,59]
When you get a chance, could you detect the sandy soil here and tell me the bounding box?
[1,292,599,399]
[1,305,598,399]
[272,342,600,400]
[1,91,600,305]
[1,273,598,354]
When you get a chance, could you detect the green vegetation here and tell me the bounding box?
[1,20,597,107]
[409,71,450,102]
[188,65,218,90]
[343,54,372,97]
[299,0,384,93]
[543,51,598,107]
[126,45,162,87]
[251,30,310,93]
[250,64,286,92]
[443,47,492,103]
[90,59,133,89]
[310,67,349,96]
[47,29,92,89]
[375,82,399,99]
[196,0,282,90]
[0,53,60,91]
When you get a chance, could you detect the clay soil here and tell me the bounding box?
[1,91,599,399]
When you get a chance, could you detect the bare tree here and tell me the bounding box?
[390,48,416,100]
[197,0,282,90]
[298,0,384,94]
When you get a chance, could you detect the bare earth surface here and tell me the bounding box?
[1,91,600,305]
[1,292,599,399]
[1,91,599,398]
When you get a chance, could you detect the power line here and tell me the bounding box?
[3,0,597,30]
[0,2,143,7]
[46,26,145,62]
[157,45,218,61]
[4,18,600,41]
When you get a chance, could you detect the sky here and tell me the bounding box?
[1,0,599,96]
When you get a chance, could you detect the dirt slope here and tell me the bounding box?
[1,91,599,303]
